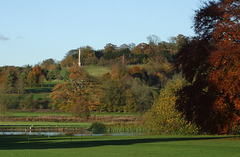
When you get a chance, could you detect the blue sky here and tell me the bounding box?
[0,0,207,66]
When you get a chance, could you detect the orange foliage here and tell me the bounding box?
[175,0,240,134]
[50,67,102,113]
[0,70,7,85]
[128,66,148,81]
[208,0,240,133]
[132,43,148,55]
[26,66,44,87]
[60,56,78,68]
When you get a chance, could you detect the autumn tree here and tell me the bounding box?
[100,63,155,112]
[208,0,240,133]
[144,74,199,135]
[132,43,149,64]
[175,0,240,134]
[128,66,149,82]
[60,49,79,68]
[40,58,56,71]
[50,67,101,117]
[103,43,127,61]
[60,55,78,68]
[80,46,98,65]
[1,67,18,93]
[26,66,44,87]
[72,97,90,118]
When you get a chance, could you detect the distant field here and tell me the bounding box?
[0,135,239,157]
[84,66,111,77]
[6,111,139,118]
[6,111,71,117]
[1,111,140,128]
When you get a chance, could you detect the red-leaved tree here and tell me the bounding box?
[175,0,239,134]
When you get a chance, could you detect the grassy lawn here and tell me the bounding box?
[43,80,64,87]
[6,111,139,117]
[32,93,50,100]
[84,66,111,77]
[0,135,239,157]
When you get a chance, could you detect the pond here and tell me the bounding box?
[0,131,143,136]
[0,126,144,136]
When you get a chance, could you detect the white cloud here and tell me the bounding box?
[0,34,9,40]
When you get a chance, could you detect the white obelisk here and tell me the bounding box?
[78,49,81,66]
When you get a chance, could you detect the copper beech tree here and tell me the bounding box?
[175,0,239,134]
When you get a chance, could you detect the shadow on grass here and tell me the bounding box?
[0,135,237,150]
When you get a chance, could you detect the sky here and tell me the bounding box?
[0,0,208,66]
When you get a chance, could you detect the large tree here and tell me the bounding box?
[50,67,101,116]
[175,0,239,134]
[2,67,18,93]
[26,66,44,87]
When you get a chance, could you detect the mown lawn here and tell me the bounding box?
[0,135,239,157]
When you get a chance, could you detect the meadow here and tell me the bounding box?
[6,111,139,117]
[84,66,111,77]
[0,135,239,157]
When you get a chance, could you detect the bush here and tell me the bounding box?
[88,122,106,134]
[144,74,199,135]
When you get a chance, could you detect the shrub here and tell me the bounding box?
[88,122,106,134]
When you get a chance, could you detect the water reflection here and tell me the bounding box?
[0,131,144,136]
[0,132,64,136]
[0,126,145,136]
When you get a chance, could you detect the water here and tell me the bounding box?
[0,126,146,136]
[0,131,64,136]
[0,131,144,136]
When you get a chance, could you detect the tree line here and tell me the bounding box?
[0,34,182,111]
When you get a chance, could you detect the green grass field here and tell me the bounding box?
[6,111,139,117]
[84,66,111,77]
[0,135,239,157]
[6,111,71,117]
[1,111,140,129]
